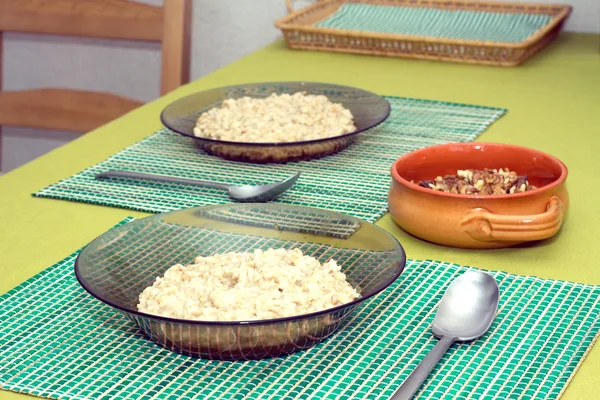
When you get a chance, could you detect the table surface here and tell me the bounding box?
[1,32,599,399]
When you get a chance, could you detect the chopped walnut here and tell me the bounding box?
[412,168,537,195]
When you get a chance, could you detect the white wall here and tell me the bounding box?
[532,0,599,33]
[1,0,598,172]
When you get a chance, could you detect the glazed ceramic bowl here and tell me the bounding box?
[388,142,568,249]
[75,203,406,360]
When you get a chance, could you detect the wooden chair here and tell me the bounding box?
[0,0,192,168]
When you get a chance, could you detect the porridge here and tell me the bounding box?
[137,248,360,321]
[414,168,537,195]
[193,92,356,143]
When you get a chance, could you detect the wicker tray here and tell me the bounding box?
[276,0,571,66]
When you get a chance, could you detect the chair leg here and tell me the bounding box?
[0,126,3,173]
[0,31,3,173]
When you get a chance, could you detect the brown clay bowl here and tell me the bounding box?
[388,142,569,249]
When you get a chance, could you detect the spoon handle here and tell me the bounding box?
[391,336,455,400]
[95,170,230,191]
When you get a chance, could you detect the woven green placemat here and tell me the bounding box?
[316,4,553,43]
[33,96,506,222]
[2,218,599,400]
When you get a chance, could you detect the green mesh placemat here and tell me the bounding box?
[2,219,599,400]
[315,4,552,43]
[33,96,506,223]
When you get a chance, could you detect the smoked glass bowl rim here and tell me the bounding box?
[74,203,407,327]
[159,81,392,147]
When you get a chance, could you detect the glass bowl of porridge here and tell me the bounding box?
[75,203,406,360]
[160,82,391,163]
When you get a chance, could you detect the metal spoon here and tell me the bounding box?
[95,170,301,202]
[392,271,499,400]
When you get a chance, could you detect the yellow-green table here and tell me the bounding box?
[1,33,599,399]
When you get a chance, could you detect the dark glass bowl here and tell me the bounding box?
[75,204,406,360]
[160,82,391,163]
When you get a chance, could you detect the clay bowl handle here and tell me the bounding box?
[460,197,564,242]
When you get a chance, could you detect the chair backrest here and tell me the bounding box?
[0,0,192,135]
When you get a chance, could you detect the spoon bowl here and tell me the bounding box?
[392,271,499,399]
[433,271,499,341]
[228,172,301,202]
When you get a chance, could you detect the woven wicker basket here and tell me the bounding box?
[276,0,571,66]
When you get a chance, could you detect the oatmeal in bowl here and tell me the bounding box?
[160,82,390,163]
[193,92,356,143]
[74,203,406,360]
[138,248,360,322]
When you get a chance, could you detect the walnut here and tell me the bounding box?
[511,176,533,193]
[457,179,469,194]
[418,180,435,189]
[414,168,537,195]
[442,176,461,193]
[457,169,474,183]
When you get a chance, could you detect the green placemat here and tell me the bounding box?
[33,96,506,222]
[2,219,599,400]
[316,4,553,43]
